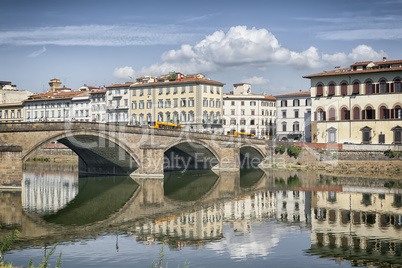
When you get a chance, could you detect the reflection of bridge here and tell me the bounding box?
[0,122,271,185]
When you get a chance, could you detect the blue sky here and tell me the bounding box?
[1,0,402,95]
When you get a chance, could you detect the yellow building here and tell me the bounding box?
[304,58,402,144]
[130,73,224,131]
[0,102,24,123]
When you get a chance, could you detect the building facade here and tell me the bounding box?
[105,83,131,124]
[89,90,106,122]
[130,73,224,131]
[304,58,402,144]
[222,83,276,138]
[0,103,24,123]
[274,91,311,142]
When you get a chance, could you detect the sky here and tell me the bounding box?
[1,0,402,95]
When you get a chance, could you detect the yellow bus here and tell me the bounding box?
[227,130,254,137]
[150,121,183,129]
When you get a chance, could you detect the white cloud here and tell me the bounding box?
[113,66,135,79]
[241,76,270,85]
[132,25,326,77]
[322,45,386,66]
[28,46,47,57]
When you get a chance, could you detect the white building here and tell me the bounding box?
[222,83,276,138]
[105,83,131,124]
[89,89,106,122]
[72,92,91,122]
[274,91,311,142]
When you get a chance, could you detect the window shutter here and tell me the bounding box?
[386,83,390,93]
[391,109,395,119]
[323,111,326,121]
[375,84,379,93]
[347,110,350,120]
[373,109,376,120]
[314,112,317,121]
[390,83,394,93]
[362,110,365,120]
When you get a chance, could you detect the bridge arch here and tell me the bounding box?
[239,145,266,168]
[24,130,141,175]
[163,139,221,171]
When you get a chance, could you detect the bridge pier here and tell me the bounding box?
[212,142,240,171]
[130,144,165,179]
[0,143,23,187]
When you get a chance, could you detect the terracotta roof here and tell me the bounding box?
[274,91,311,97]
[90,90,107,94]
[304,59,402,78]
[23,91,84,102]
[130,77,225,87]
[106,83,133,88]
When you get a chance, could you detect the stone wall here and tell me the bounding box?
[0,143,22,187]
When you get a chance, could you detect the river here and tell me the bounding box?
[1,164,401,267]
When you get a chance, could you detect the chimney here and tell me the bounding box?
[383,57,387,62]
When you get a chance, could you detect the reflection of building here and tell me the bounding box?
[274,91,311,142]
[275,190,311,224]
[310,188,402,263]
[222,83,276,137]
[131,204,223,245]
[23,171,78,214]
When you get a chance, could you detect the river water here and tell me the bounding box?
[1,164,402,267]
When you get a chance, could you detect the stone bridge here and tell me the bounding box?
[0,122,272,185]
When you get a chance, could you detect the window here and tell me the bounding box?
[231,101,235,106]
[165,100,171,108]
[380,105,389,119]
[174,87,178,94]
[328,108,335,121]
[217,87,220,94]
[353,82,360,94]
[166,87,170,94]
[210,86,214,93]
[363,106,375,120]
[188,98,194,107]
[306,99,311,106]
[204,85,207,93]
[380,80,387,93]
[282,111,286,118]
[181,99,186,107]
[158,112,163,122]
[327,127,337,143]
[159,88,163,95]
[140,89,144,96]
[181,112,186,122]
[174,99,178,108]
[231,110,235,115]
[188,111,194,122]
[181,87,185,94]
[366,82,374,94]
[158,100,163,108]
[189,86,194,93]
[341,107,350,120]
[294,110,299,118]
[293,99,300,106]
[241,101,244,106]
[395,80,402,93]
[361,126,372,144]
[315,109,326,121]
[148,88,152,95]
[328,83,335,96]
[394,105,401,119]
[250,119,255,125]
[293,122,299,131]
[341,83,348,95]
[210,99,214,107]
[392,126,402,144]
[316,85,323,96]
[281,100,287,107]
[216,100,221,108]
[240,119,246,125]
[282,122,287,132]
[147,101,152,109]
[139,101,144,109]
[353,107,360,120]
[204,99,209,107]
[230,119,236,125]
[251,110,255,115]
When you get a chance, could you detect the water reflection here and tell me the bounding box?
[1,165,402,267]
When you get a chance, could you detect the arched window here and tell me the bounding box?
[293,121,300,131]
[394,105,401,119]
[180,111,186,122]
[316,84,323,97]
[363,106,375,120]
[203,111,208,122]
[173,112,178,123]
[341,83,348,95]
[380,105,389,119]
[366,81,374,94]
[132,114,137,124]
[395,79,401,93]
[352,82,360,94]
[216,112,221,122]
[146,113,152,123]
[166,112,171,122]
[139,114,144,124]
[158,112,163,122]
[210,112,215,122]
[380,80,388,93]
[328,108,335,121]
[341,107,350,120]
[314,108,326,121]
[188,111,195,122]
[353,107,360,120]
[328,83,335,96]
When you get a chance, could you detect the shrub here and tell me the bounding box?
[333,153,338,159]
[326,150,331,156]
[384,149,397,158]
[287,146,301,158]
[280,146,286,154]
